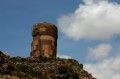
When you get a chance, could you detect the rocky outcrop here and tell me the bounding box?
[0,51,14,75]
[0,52,96,79]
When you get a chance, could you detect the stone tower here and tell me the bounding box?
[31,22,58,58]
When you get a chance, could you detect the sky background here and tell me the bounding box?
[0,0,120,79]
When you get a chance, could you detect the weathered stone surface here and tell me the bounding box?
[0,51,10,64]
[0,51,14,75]
[31,22,58,58]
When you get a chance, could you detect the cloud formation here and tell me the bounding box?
[58,0,120,78]
[57,53,71,59]
[83,0,107,4]
[58,0,120,40]
[84,56,120,79]
[88,43,112,61]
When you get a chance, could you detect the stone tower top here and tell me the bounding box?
[32,22,58,39]
[31,22,58,58]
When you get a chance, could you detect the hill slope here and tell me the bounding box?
[0,51,96,79]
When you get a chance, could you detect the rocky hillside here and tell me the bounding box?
[0,51,96,79]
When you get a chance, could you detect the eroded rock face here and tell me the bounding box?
[0,51,14,74]
[0,51,10,64]
[31,22,58,58]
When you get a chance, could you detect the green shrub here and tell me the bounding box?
[71,73,79,79]
[58,65,69,74]
[14,64,43,78]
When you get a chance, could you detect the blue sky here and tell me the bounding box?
[0,0,80,57]
[1,0,120,79]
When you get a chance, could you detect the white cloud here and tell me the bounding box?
[83,0,107,4]
[57,53,71,59]
[58,0,120,40]
[57,0,120,78]
[84,56,120,79]
[88,43,112,61]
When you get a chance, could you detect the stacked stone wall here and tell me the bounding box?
[31,22,58,58]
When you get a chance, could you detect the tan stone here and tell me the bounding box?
[31,22,58,58]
